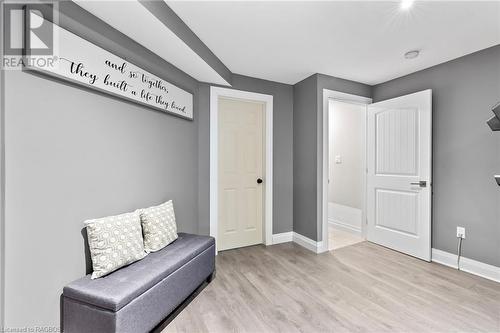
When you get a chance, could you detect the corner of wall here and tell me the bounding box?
[369,84,375,101]
[291,73,320,240]
[197,83,211,236]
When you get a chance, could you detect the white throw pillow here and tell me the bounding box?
[139,200,178,253]
[85,211,147,279]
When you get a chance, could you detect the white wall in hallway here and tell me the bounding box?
[328,100,365,209]
[328,202,362,234]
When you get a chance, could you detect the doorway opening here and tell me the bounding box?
[321,89,372,252]
[321,89,432,259]
[327,100,367,250]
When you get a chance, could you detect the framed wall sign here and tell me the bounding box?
[24,12,194,120]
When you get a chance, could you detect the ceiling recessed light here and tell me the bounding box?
[401,0,414,10]
[404,50,420,59]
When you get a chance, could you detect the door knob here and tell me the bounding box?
[257,178,263,184]
[410,181,427,187]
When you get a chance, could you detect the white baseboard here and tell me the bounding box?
[272,232,326,254]
[292,232,325,254]
[272,232,293,244]
[432,248,500,283]
[328,219,362,236]
[273,231,326,253]
[328,202,362,235]
[269,239,500,282]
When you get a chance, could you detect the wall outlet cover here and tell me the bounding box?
[335,155,342,164]
[456,226,466,239]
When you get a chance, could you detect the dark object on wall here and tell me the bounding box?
[487,116,500,131]
[494,103,500,118]
[489,102,500,187]
[487,102,500,131]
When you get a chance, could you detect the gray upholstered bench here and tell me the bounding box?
[62,233,215,333]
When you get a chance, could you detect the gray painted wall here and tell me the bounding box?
[2,3,200,328]
[293,74,371,241]
[0,2,5,326]
[317,74,373,99]
[373,45,500,267]
[293,75,318,240]
[198,74,294,236]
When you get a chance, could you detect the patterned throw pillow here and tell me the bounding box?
[85,211,147,279]
[139,200,178,253]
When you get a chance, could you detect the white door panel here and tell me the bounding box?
[218,98,264,251]
[367,90,432,261]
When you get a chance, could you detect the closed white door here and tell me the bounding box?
[218,97,264,251]
[367,90,432,261]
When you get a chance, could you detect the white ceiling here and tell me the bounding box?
[167,1,500,85]
[74,0,230,85]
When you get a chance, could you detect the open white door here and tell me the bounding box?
[367,90,432,261]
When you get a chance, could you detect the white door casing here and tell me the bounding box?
[210,87,273,253]
[367,89,432,261]
[217,98,264,251]
[321,89,372,253]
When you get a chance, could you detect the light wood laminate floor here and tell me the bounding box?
[163,241,500,333]
[329,226,364,250]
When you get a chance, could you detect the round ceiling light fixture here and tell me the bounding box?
[404,50,420,59]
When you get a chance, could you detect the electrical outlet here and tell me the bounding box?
[335,155,342,164]
[456,226,466,239]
